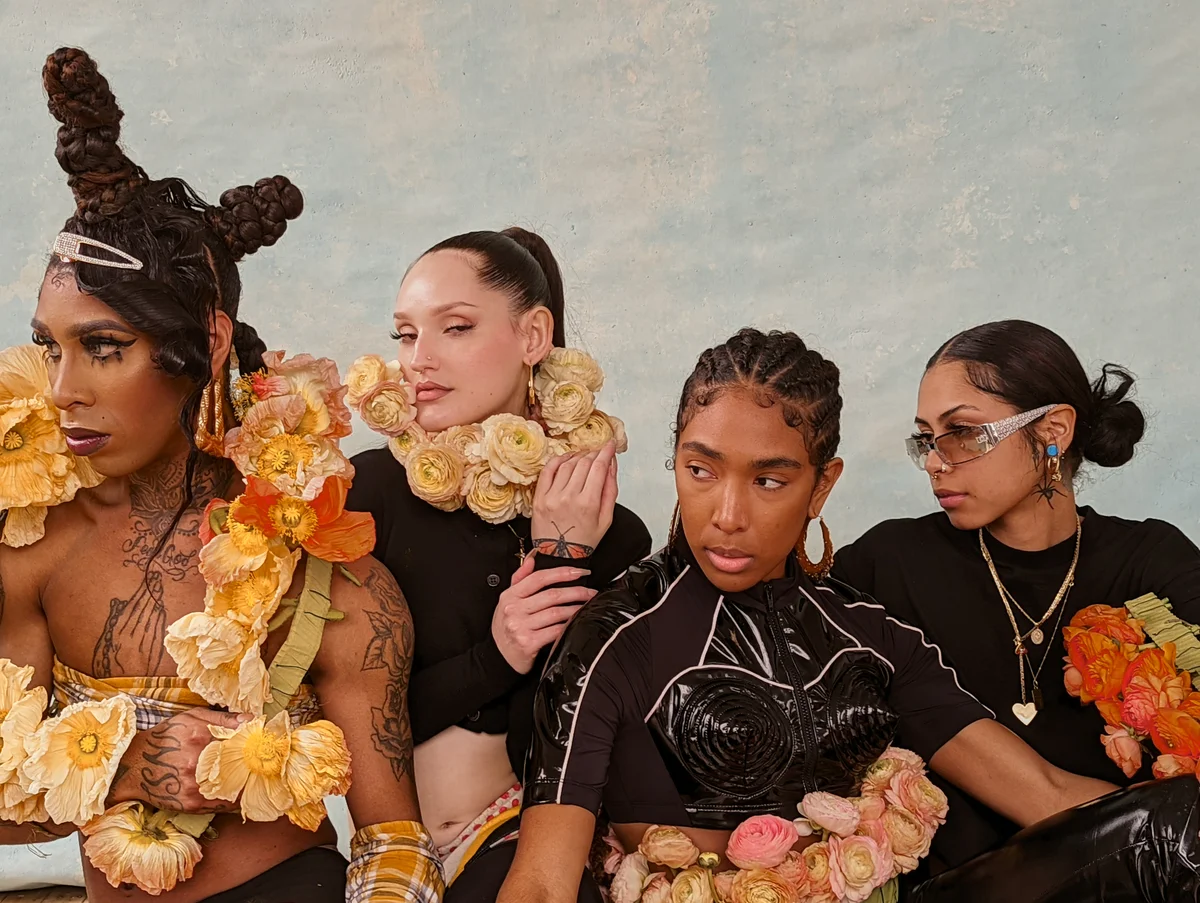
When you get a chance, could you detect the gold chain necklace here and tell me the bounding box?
[979,515,1082,725]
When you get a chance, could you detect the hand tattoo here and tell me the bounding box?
[135,728,185,810]
[361,565,416,782]
[533,521,595,560]
[92,455,230,677]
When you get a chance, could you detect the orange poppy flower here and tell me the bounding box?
[229,476,374,563]
[1066,631,1131,703]
[1149,708,1200,759]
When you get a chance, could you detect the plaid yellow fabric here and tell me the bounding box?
[52,658,323,730]
[347,820,445,903]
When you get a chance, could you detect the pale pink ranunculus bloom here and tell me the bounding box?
[1063,661,1085,698]
[880,807,933,875]
[1152,753,1198,780]
[828,834,889,903]
[851,795,886,822]
[1100,725,1144,778]
[798,792,860,838]
[610,852,650,903]
[639,824,701,869]
[725,814,799,870]
[713,870,737,902]
[669,866,715,903]
[602,827,625,875]
[884,771,949,830]
[641,872,673,903]
[854,818,894,879]
[770,851,811,898]
[802,841,836,903]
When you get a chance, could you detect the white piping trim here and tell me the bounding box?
[700,596,723,662]
[554,565,693,804]
[644,664,795,722]
[801,585,868,648]
[841,600,997,717]
[802,646,892,689]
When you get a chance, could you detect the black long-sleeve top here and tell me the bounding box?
[346,446,652,775]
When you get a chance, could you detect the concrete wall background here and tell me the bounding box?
[2,0,1198,552]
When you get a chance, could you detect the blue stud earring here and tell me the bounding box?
[1046,444,1062,482]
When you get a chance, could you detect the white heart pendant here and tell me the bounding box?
[1012,702,1037,725]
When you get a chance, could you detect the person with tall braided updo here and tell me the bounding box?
[499,327,1200,903]
[0,48,440,902]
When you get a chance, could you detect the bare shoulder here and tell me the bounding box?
[0,501,88,610]
[313,556,413,676]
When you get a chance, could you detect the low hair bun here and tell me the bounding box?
[1082,363,1145,468]
[205,175,304,261]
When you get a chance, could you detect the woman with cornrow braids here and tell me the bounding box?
[499,328,1200,903]
[0,48,440,902]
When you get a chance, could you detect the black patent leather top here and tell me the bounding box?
[525,538,990,829]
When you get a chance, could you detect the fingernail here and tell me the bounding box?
[236,714,252,723]
[572,568,592,575]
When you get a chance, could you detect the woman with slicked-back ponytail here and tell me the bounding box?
[835,320,1200,869]
[344,227,651,900]
[0,48,441,902]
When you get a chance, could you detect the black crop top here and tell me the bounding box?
[346,447,652,775]
[525,539,991,829]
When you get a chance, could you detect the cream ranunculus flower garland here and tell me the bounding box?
[346,346,628,523]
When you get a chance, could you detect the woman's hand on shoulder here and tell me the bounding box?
[530,441,618,558]
[492,553,596,674]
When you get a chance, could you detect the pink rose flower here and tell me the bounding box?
[884,771,949,830]
[880,807,933,875]
[639,825,701,869]
[828,835,889,903]
[725,814,799,870]
[1100,725,1144,779]
[770,851,811,897]
[802,842,836,903]
[1063,660,1085,698]
[641,873,673,903]
[854,819,894,879]
[714,871,737,902]
[1152,753,1199,780]
[611,852,650,903]
[798,792,860,838]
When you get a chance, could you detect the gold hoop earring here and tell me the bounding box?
[667,502,681,549]
[797,517,835,581]
[527,365,537,411]
[194,377,227,456]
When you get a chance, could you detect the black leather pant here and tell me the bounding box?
[910,776,1200,902]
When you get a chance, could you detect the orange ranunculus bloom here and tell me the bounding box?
[1066,632,1131,703]
[1179,693,1200,719]
[1068,605,1146,645]
[1095,699,1126,730]
[229,476,374,563]
[1120,645,1190,734]
[1148,708,1200,759]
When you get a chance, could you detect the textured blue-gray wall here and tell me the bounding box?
[3,1,1199,550]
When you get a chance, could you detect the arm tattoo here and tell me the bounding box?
[92,455,231,677]
[532,520,595,560]
[135,727,185,810]
[361,565,415,783]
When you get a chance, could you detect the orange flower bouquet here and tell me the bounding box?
[1063,595,1200,779]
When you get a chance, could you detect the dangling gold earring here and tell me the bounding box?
[1046,443,1063,483]
[194,376,227,456]
[527,365,538,412]
[797,517,835,580]
[667,502,682,549]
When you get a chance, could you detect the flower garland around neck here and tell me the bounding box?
[1062,596,1200,781]
[344,346,628,524]
[0,346,368,894]
[602,747,945,903]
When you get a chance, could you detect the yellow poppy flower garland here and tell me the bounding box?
[0,349,367,894]
[345,347,628,524]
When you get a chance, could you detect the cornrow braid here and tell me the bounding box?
[675,328,843,468]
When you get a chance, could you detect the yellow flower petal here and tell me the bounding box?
[205,546,300,631]
[164,613,269,714]
[82,802,202,895]
[286,720,352,807]
[2,504,48,547]
[286,800,329,832]
[197,712,295,821]
[20,696,136,825]
[198,531,268,588]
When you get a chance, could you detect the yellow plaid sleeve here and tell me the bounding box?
[346,819,445,903]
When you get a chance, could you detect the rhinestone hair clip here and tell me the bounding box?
[52,232,144,271]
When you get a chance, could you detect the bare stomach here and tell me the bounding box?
[82,812,338,902]
[415,727,518,849]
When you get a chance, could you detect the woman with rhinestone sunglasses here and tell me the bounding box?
[833,319,1200,870]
